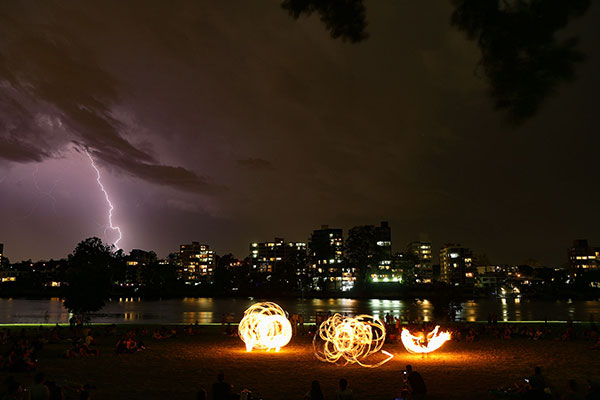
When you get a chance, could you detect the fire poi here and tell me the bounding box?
[313,313,393,368]
[238,302,292,352]
[400,325,451,354]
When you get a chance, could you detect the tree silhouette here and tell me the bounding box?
[141,259,179,297]
[213,253,235,293]
[281,0,590,122]
[451,0,590,123]
[345,225,377,290]
[281,0,368,43]
[63,237,115,317]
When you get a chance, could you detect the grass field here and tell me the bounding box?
[3,326,600,400]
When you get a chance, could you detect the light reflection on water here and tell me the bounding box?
[0,297,598,324]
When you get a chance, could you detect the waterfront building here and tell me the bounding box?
[371,222,401,283]
[375,221,393,268]
[249,238,307,275]
[440,244,473,285]
[178,242,215,283]
[308,225,350,290]
[478,273,500,288]
[408,241,433,282]
[388,252,417,284]
[568,239,600,277]
[0,270,17,283]
[0,243,14,284]
[475,265,505,290]
[126,249,157,285]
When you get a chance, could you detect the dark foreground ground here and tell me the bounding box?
[2,325,600,400]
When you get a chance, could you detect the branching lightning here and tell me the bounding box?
[85,150,122,249]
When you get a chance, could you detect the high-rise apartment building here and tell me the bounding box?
[568,239,600,277]
[178,242,215,282]
[371,222,401,282]
[440,244,473,285]
[375,221,392,268]
[249,238,307,274]
[125,249,157,285]
[308,226,350,290]
[408,241,433,282]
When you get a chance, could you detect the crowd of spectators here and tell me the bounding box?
[0,372,91,400]
[0,322,204,399]
[490,366,600,400]
[2,314,599,400]
[0,338,41,372]
[198,374,362,400]
[375,312,600,348]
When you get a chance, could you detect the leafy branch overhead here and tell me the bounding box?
[281,0,591,123]
[451,0,590,123]
[281,0,369,43]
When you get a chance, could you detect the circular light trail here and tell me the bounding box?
[238,302,292,352]
[313,313,393,368]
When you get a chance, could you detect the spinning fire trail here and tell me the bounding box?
[85,150,123,249]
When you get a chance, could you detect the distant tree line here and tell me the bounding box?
[1,234,599,319]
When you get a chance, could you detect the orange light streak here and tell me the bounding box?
[313,313,393,368]
[400,325,451,354]
[238,302,292,352]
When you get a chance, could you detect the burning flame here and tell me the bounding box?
[238,302,292,352]
[401,325,451,354]
[313,313,393,368]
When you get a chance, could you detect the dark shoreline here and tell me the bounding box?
[1,290,598,301]
[0,292,600,303]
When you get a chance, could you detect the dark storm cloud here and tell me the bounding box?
[1,0,599,265]
[0,2,220,195]
[0,137,49,163]
[237,158,274,171]
[87,148,224,194]
[0,84,62,162]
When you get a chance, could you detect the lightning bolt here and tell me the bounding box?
[85,150,123,249]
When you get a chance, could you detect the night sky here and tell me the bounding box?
[1,1,599,265]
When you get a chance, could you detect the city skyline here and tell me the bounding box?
[2,228,595,270]
[2,2,600,265]
[3,233,595,293]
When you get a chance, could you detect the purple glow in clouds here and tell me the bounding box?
[85,150,123,249]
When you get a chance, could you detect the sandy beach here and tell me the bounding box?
[3,326,599,400]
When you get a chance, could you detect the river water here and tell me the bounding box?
[1,297,599,324]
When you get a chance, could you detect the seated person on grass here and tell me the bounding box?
[212,372,232,400]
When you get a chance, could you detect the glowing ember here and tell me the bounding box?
[401,325,451,354]
[313,313,393,368]
[238,302,292,352]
